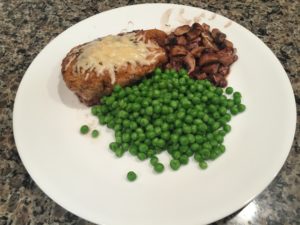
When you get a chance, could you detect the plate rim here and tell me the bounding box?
[13,3,297,225]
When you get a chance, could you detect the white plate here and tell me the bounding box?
[13,3,296,225]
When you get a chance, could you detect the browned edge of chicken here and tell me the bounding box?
[61,29,168,106]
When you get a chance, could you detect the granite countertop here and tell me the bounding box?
[0,0,299,224]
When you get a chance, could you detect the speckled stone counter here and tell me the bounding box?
[0,1,299,225]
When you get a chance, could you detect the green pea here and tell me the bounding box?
[238,104,246,112]
[179,155,189,165]
[170,159,181,171]
[150,156,159,166]
[179,136,189,146]
[154,163,165,173]
[199,161,208,169]
[127,171,137,181]
[137,152,147,161]
[129,145,138,156]
[225,87,234,95]
[80,125,89,134]
[109,142,118,152]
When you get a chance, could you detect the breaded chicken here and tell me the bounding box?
[61,29,167,106]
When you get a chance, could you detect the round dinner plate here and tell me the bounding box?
[13,3,296,225]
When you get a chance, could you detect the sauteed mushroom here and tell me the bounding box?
[163,22,238,87]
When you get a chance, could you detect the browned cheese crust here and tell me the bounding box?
[61,29,167,106]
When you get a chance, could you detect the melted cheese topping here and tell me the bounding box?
[69,33,161,83]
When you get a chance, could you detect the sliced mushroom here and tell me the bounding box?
[187,42,200,51]
[176,36,187,45]
[218,65,230,76]
[163,22,237,87]
[218,47,234,55]
[192,22,204,31]
[211,28,226,44]
[202,23,210,31]
[169,58,184,71]
[166,32,177,45]
[170,45,188,56]
[218,78,228,87]
[224,40,234,49]
[194,72,207,80]
[201,63,220,74]
[218,54,238,66]
[202,37,219,51]
[186,29,201,41]
[174,25,191,36]
[201,32,214,42]
[199,53,219,66]
[211,74,223,84]
[190,46,205,57]
[183,53,196,73]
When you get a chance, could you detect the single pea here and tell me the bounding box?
[215,87,223,96]
[150,156,159,166]
[183,125,192,134]
[191,143,200,152]
[201,149,211,160]
[138,132,146,142]
[145,106,153,115]
[170,134,179,143]
[203,142,212,150]
[195,135,205,144]
[129,145,138,156]
[223,124,231,133]
[146,131,156,139]
[225,87,234,95]
[137,152,147,161]
[154,163,165,173]
[109,142,119,153]
[199,161,208,169]
[227,99,235,108]
[91,105,101,115]
[186,149,194,157]
[187,134,195,144]
[154,127,162,136]
[157,139,166,148]
[224,114,232,122]
[127,171,137,182]
[179,155,189,165]
[219,144,226,153]
[129,121,138,130]
[147,149,155,157]
[194,153,203,162]
[210,151,218,160]
[155,67,162,74]
[230,106,239,115]
[161,131,170,140]
[113,84,122,93]
[179,136,189,146]
[238,104,246,112]
[121,143,129,151]
[115,148,124,158]
[170,159,181,171]
[131,132,138,141]
[80,125,89,134]
[234,97,241,105]
[122,133,131,143]
[161,123,169,131]
[139,144,148,153]
[139,118,149,126]
[172,151,181,159]
[185,115,193,124]
[233,92,242,99]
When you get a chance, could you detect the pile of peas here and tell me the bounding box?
[91,68,245,178]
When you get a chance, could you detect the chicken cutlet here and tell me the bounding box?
[61,29,167,106]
